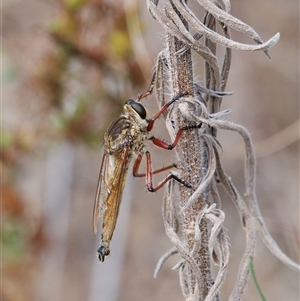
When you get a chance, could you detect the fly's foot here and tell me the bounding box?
[171,173,193,189]
[97,242,110,262]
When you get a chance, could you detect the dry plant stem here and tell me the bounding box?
[163,183,206,299]
[165,8,212,298]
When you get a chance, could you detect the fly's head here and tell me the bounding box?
[124,99,148,131]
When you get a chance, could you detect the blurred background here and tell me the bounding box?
[2,1,299,301]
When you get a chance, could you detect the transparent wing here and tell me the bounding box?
[93,146,109,235]
[93,146,130,235]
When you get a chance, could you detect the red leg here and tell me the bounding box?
[138,75,192,131]
[147,173,192,192]
[137,72,157,101]
[144,151,192,192]
[132,152,176,178]
[151,124,202,150]
[146,92,189,131]
[132,153,144,176]
[145,151,153,191]
[138,79,191,131]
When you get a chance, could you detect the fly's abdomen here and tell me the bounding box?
[101,191,123,243]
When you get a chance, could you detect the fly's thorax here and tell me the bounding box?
[104,117,132,153]
[104,114,150,154]
[131,125,153,153]
[104,100,153,154]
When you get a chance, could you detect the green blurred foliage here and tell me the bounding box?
[2,218,27,264]
[63,0,86,12]
[109,29,132,58]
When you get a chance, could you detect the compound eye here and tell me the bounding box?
[125,99,147,119]
[125,99,134,105]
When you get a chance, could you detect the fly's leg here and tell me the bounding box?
[132,152,192,192]
[137,72,193,132]
[138,77,191,131]
[132,153,176,177]
[146,92,190,131]
[138,51,169,102]
[144,123,202,191]
[98,238,110,262]
[144,151,192,191]
[147,173,192,192]
[150,124,202,150]
[137,71,157,101]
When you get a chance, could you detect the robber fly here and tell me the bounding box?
[93,86,201,262]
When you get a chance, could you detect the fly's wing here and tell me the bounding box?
[100,147,131,242]
[93,146,108,235]
[93,146,130,235]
